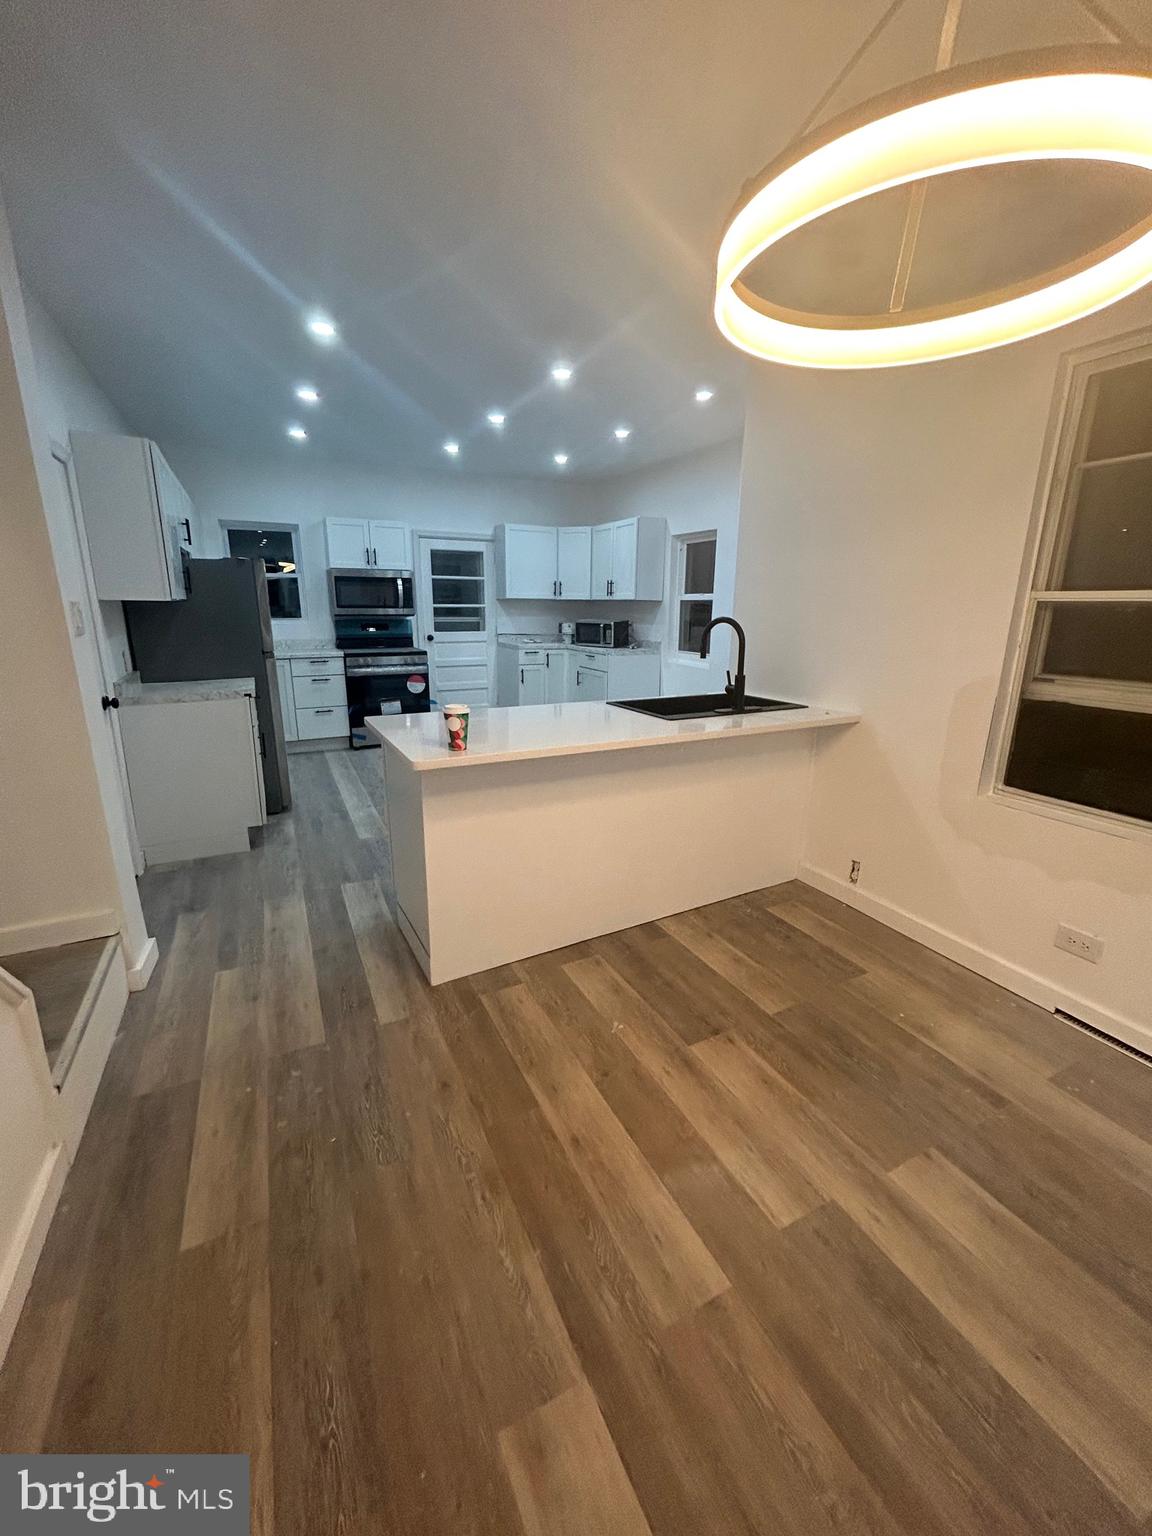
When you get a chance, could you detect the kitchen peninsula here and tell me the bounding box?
[367,700,857,982]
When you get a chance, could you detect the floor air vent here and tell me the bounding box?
[1055,1009,1152,1068]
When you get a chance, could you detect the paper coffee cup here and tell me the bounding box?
[443,702,470,752]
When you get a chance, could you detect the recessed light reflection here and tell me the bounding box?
[305,313,338,343]
[443,440,461,457]
[486,411,506,428]
[295,384,321,404]
[694,386,715,403]
[553,452,569,467]
[550,363,574,384]
[286,423,308,441]
[613,425,632,440]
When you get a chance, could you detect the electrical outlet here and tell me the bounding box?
[1055,924,1103,964]
[849,859,861,885]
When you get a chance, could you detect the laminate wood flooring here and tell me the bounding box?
[2,748,1150,1535]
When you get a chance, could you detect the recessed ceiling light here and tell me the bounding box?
[443,440,461,457]
[286,423,308,441]
[553,452,569,467]
[295,384,321,405]
[305,312,338,343]
[694,386,715,404]
[550,363,574,384]
[486,411,506,428]
[613,425,632,441]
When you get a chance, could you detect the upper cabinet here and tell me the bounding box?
[325,518,410,570]
[71,432,193,602]
[498,517,665,602]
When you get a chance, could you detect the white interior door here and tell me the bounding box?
[417,536,494,705]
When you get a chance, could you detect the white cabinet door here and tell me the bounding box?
[591,524,613,601]
[545,649,569,703]
[368,521,409,569]
[326,518,371,568]
[610,519,639,600]
[503,525,558,598]
[519,664,547,705]
[557,526,592,600]
[276,660,298,741]
[574,661,608,700]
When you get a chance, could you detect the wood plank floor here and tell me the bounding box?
[2,748,1151,1534]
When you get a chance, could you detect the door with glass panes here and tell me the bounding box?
[416,537,493,706]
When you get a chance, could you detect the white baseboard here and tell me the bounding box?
[0,909,118,959]
[57,944,128,1159]
[0,1141,67,1366]
[125,935,159,991]
[799,864,1152,1058]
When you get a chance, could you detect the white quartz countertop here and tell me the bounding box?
[496,636,661,654]
[367,700,858,771]
[273,638,341,658]
[118,672,255,706]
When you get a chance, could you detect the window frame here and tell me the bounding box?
[984,329,1152,841]
[220,520,305,620]
[671,530,718,660]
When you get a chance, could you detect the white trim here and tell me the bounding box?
[799,864,1152,1057]
[221,519,305,620]
[56,940,128,1158]
[670,529,718,657]
[0,909,118,959]
[988,783,1152,844]
[125,934,159,991]
[0,1142,67,1367]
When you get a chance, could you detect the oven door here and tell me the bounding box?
[328,568,415,616]
[345,662,430,748]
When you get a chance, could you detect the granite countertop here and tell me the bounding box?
[117,672,255,706]
[497,635,661,654]
[367,700,858,771]
[273,637,342,658]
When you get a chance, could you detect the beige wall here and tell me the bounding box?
[735,289,1152,1045]
[0,198,137,954]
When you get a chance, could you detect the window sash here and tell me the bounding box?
[988,334,1152,832]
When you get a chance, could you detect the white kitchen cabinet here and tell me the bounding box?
[606,648,661,700]
[497,525,560,599]
[71,432,193,602]
[590,517,665,600]
[519,664,547,705]
[590,524,614,602]
[325,518,410,569]
[119,694,264,864]
[556,526,592,599]
[545,648,569,703]
[573,654,609,701]
[276,660,298,742]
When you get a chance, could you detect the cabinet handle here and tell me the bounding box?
[558,579,562,596]
[520,668,524,685]
[545,653,550,668]
[372,547,378,565]
[316,708,334,715]
[180,517,192,546]
[365,546,370,565]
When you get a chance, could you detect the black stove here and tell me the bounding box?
[334,618,431,748]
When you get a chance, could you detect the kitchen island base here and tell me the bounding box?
[371,704,855,983]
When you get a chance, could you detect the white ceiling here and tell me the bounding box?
[0,0,1144,478]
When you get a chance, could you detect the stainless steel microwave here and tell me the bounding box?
[573,619,631,648]
[328,567,415,617]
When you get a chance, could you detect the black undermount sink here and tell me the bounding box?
[611,693,806,721]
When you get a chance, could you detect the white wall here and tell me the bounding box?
[590,440,743,693]
[167,439,744,674]
[167,446,594,639]
[735,292,1152,1046]
[22,291,134,681]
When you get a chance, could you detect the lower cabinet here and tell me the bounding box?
[278,654,350,748]
[275,660,297,741]
[498,644,661,705]
[119,694,265,865]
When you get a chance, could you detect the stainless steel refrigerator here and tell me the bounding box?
[124,557,291,813]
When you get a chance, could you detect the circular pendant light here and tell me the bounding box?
[715,46,1152,369]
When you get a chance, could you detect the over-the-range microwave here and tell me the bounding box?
[328,567,415,617]
[573,619,631,647]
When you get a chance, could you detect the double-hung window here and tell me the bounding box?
[674,533,717,654]
[992,341,1152,828]
[222,523,303,619]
